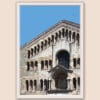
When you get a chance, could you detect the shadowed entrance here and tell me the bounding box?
[48,50,72,93]
[55,70,67,89]
[56,50,70,69]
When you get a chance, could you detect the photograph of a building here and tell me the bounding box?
[17,3,83,98]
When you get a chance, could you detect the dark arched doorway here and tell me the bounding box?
[56,50,70,68]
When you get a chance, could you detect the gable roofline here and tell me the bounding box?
[21,20,80,49]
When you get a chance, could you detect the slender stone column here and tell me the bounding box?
[38,62,41,71]
[32,84,35,92]
[51,79,56,90]
[49,80,51,90]
[76,78,79,91]
[67,79,70,90]
[43,80,45,91]
[42,81,44,91]
[28,81,31,92]
[70,79,74,90]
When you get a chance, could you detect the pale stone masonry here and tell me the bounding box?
[20,20,80,95]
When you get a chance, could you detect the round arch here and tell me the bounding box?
[56,50,70,68]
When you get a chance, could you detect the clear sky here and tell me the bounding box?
[20,5,80,47]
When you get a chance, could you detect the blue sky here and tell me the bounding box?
[20,5,80,47]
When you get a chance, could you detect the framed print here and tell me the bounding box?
[17,2,84,99]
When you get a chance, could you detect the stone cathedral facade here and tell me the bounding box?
[20,20,80,95]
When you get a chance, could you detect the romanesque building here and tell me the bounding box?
[20,20,80,95]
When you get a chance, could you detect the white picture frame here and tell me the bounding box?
[16,2,84,99]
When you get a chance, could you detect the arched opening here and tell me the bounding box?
[51,35,54,43]
[35,61,38,70]
[44,40,47,48]
[37,44,40,53]
[58,31,61,39]
[49,60,52,68]
[44,79,48,90]
[55,32,58,42]
[31,48,33,56]
[77,58,80,65]
[34,46,36,55]
[41,41,44,50]
[65,29,68,40]
[48,37,51,45]
[56,50,70,68]
[73,58,76,68]
[55,72,67,89]
[47,80,49,90]
[45,60,48,69]
[30,80,33,90]
[41,61,44,70]
[26,80,29,91]
[27,62,30,71]
[31,61,34,69]
[34,80,37,90]
[72,32,75,42]
[27,50,30,58]
[73,78,76,90]
[40,79,43,91]
[62,28,65,37]
[69,31,71,41]
[76,33,80,45]
[78,77,80,87]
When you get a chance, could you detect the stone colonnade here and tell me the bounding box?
[24,77,80,93]
[26,59,52,71]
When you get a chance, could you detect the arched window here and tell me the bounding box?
[56,32,59,41]
[69,31,71,41]
[37,44,40,53]
[62,28,65,37]
[44,79,48,90]
[72,32,75,42]
[26,80,29,91]
[45,60,48,69]
[41,61,44,70]
[73,78,76,89]
[78,77,80,87]
[76,33,80,45]
[35,61,38,66]
[77,58,80,65]
[47,80,49,90]
[55,33,58,41]
[40,79,43,91]
[56,50,70,68]
[51,35,54,43]
[48,37,51,45]
[41,41,44,50]
[49,60,52,68]
[73,58,76,68]
[44,40,47,48]
[28,50,30,58]
[34,46,36,54]
[27,62,30,71]
[31,48,33,56]
[35,61,38,70]
[30,80,33,90]
[58,31,61,39]
[34,80,37,90]
[65,29,68,40]
[31,61,34,68]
